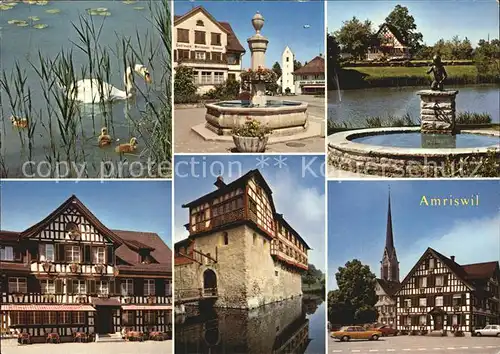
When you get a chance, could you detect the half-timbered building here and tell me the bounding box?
[174,170,310,309]
[367,23,411,60]
[395,247,499,334]
[0,195,172,341]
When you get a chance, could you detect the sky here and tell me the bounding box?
[174,0,325,69]
[328,180,500,290]
[327,0,499,47]
[173,155,326,272]
[0,181,172,247]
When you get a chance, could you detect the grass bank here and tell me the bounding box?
[334,65,498,89]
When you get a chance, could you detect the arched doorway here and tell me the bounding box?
[203,269,217,296]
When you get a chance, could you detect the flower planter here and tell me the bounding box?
[232,135,269,152]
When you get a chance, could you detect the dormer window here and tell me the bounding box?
[196,20,204,26]
[93,247,105,264]
[0,246,14,261]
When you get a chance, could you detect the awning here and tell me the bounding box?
[122,305,172,311]
[90,297,121,307]
[0,304,95,312]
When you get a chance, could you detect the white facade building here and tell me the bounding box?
[173,7,246,94]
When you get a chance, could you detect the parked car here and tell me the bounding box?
[331,326,382,342]
[474,325,500,337]
[371,325,398,337]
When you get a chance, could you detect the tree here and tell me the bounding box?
[335,17,374,60]
[385,5,423,56]
[474,38,500,78]
[327,33,341,89]
[294,60,302,71]
[272,61,282,78]
[302,263,324,289]
[174,66,197,101]
[327,259,377,325]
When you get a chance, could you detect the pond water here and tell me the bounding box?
[0,0,169,177]
[327,85,500,126]
[352,132,500,149]
[215,100,303,108]
[175,296,326,354]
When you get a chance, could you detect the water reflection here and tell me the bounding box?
[175,296,325,354]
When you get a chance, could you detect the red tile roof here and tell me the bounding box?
[113,230,172,267]
[1,304,95,311]
[0,231,19,242]
[293,56,324,75]
[174,7,246,53]
[462,261,499,280]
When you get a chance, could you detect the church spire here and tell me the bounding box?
[380,187,399,282]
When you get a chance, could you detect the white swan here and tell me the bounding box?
[64,64,151,103]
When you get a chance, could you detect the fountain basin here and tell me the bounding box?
[328,127,500,177]
[205,100,308,136]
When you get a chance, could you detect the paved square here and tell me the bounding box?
[328,335,500,354]
[0,339,173,354]
[174,95,325,153]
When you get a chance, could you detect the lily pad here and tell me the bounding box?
[45,8,60,13]
[35,0,49,5]
[86,8,111,16]
[0,4,15,10]
[33,23,48,29]
[17,22,29,27]
[95,7,108,11]
[28,16,40,21]
[8,19,25,24]
[133,6,144,10]
[122,0,136,4]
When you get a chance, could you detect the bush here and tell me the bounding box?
[174,66,197,99]
[232,119,270,138]
[284,87,291,95]
[456,112,492,125]
[454,330,465,337]
[203,78,240,100]
[410,330,418,336]
[174,93,200,104]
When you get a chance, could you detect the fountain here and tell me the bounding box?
[328,75,499,177]
[192,12,321,142]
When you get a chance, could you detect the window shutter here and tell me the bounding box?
[55,279,63,294]
[461,294,466,305]
[444,274,448,286]
[109,280,115,295]
[135,279,144,296]
[57,244,65,262]
[426,315,431,325]
[106,246,114,265]
[84,245,91,263]
[14,248,23,262]
[66,279,73,294]
[27,276,40,293]
[88,280,96,295]
[444,295,452,306]
[155,279,165,297]
[427,296,434,307]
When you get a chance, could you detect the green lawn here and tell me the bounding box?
[345,65,478,79]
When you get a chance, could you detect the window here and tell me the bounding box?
[429,258,435,269]
[201,71,211,84]
[419,298,427,307]
[419,315,427,325]
[144,311,157,325]
[435,296,443,307]
[9,277,27,293]
[177,49,190,61]
[404,316,411,325]
[195,51,206,60]
[211,33,221,45]
[121,279,134,296]
[27,312,42,325]
[275,271,278,277]
[42,312,57,324]
[144,279,155,296]
[122,311,135,325]
[286,57,289,62]
[73,312,85,324]
[10,312,26,325]
[41,280,55,294]
[39,244,54,262]
[196,20,204,26]
[419,277,427,288]
[214,72,224,84]
[227,54,239,65]
[73,280,86,294]
[93,247,105,264]
[177,28,189,43]
[65,246,81,263]
[0,246,14,261]
[404,298,412,308]
[97,281,109,295]
[212,52,222,62]
[165,280,172,296]
[453,294,463,306]
[435,275,444,286]
[59,312,71,324]
[194,31,205,44]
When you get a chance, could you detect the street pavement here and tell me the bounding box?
[0,339,173,354]
[174,95,325,153]
[328,335,500,354]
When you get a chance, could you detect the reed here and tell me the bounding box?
[0,0,172,178]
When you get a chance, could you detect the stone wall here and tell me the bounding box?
[417,90,458,134]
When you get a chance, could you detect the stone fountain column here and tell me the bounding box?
[247,12,269,107]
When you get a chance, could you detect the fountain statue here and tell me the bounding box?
[199,12,313,138]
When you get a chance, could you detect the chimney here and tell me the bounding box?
[214,176,226,189]
[451,255,455,262]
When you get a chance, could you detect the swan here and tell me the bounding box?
[115,137,138,153]
[98,127,112,147]
[63,64,151,103]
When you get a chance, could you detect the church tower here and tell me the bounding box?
[380,190,399,282]
[280,46,295,94]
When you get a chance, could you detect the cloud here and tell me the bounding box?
[266,169,326,272]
